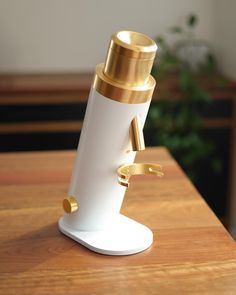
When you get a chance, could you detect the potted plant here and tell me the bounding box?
[146,14,221,181]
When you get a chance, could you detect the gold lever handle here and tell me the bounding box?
[117,163,164,187]
[130,115,145,151]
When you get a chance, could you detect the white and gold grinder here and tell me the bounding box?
[59,31,163,255]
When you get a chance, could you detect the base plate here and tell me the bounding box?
[58,214,153,256]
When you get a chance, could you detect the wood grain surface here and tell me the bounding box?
[0,147,235,295]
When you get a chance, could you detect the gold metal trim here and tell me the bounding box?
[104,31,157,86]
[109,31,157,59]
[93,31,157,104]
[130,115,145,151]
[117,163,164,187]
[93,64,156,104]
[63,197,79,213]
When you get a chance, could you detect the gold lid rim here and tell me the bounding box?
[110,31,158,59]
[93,64,156,104]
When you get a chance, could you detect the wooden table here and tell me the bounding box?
[0,147,236,295]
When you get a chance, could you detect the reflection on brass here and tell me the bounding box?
[130,115,145,151]
[104,31,157,86]
[117,163,164,187]
[93,31,157,104]
[63,197,79,213]
[93,64,155,104]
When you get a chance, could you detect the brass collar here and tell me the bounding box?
[93,31,157,104]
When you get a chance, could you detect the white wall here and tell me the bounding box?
[213,0,236,238]
[214,0,236,80]
[0,0,215,73]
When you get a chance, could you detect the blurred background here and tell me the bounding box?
[0,0,236,238]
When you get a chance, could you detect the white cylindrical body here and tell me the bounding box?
[63,88,151,231]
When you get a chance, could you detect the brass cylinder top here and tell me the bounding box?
[93,31,158,104]
[104,31,157,86]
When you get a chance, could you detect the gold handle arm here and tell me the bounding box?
[117,163,164,187]
[130,115,145,151]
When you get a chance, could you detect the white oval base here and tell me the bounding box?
[58,214,153,256]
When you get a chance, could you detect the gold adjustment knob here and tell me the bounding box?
[62,197,79,213]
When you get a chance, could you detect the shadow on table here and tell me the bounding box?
[0,222,84,273]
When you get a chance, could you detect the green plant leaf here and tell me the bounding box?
[147,13,221,184]
[155,36,165,45]
[151,64,158,78]
[170,26,183,34]
[187,14,198,28]
[211,158,222,173]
